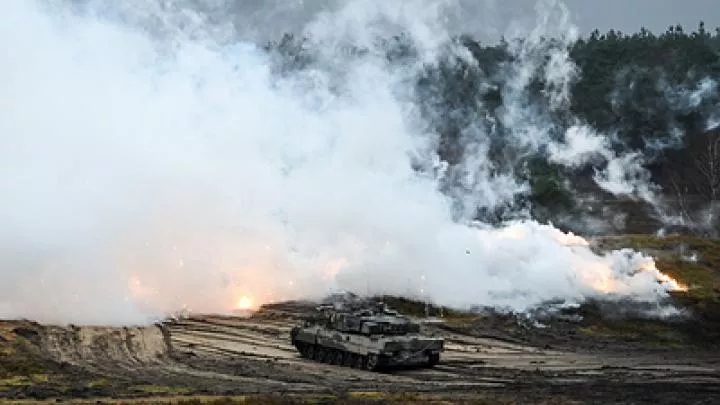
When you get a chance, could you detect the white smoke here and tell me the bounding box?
[547,125,661,204]
[494,1,664,208]
[0,0,682,326]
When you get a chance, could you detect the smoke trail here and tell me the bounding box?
[0,0,683,326]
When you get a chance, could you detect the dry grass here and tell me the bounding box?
[0,338,50,378]
[590,234,720,345]
[594,234,720,301]
[371,295,469,319]
[132,385,192,395]
[0,393,545,405]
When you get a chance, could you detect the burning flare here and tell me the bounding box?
[641,262,689,292]
[122,223,689,319]
[235,295,254,311]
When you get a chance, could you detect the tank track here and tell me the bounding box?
[291,340,439,371]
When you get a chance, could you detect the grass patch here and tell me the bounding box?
[371,295,468,318]
[132,385,192,395]
[347,391,450,403]
[96,393,478,404]
[0,340,51,377]
[594,234,720,302]
[589,234,720,346]
[158,395,339,405]
[595,234,720,301]
[578,322,684,345]
[86,378,110,388]
[0,375,33,387]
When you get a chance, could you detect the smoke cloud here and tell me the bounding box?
[0,0,684,326]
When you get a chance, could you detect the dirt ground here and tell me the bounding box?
[2,300,720,405]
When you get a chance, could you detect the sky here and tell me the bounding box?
[541,0,719,35]
[224,0,720,44]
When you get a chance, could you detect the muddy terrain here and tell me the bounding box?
[2,299,720,404]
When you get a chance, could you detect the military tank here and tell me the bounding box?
[289,300,444,371]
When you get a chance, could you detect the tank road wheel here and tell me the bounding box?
[365,354,379,371]
[330,350,344,366]
[344,353,357,367]
[335,350,348,366]
[327,349,337,365]
[326,349,337,364]
[321,348,333,364]
[354,355,366,369]
[312,347,324,362]
[426,353,440,367]
[299,343,311,358]
[314,347,325,362]
[305,345,315,360]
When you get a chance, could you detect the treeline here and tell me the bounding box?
[264,23,720,236]
[572,23,720,143]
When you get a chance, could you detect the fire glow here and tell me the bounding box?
[235,295,254,311]
[121,222,689,318]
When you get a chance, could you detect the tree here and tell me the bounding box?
[665,129,720,235]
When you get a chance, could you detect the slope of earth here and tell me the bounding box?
[589,234,720,345]
[1,302,720,404]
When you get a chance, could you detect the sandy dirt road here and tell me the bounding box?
[164,310,720,403]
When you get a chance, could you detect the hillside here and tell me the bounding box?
[267,23,720,237]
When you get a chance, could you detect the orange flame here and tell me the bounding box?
[552,233,689,294]
[235,295,254,311]
[658,273,689,292]
[644,263,689,292]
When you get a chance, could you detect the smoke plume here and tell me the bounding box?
[0,0,685,326]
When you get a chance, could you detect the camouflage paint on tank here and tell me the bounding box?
[290,298,444,371]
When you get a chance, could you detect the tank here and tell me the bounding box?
[289,299,444,371]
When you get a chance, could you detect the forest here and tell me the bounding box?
[263,22,720,237]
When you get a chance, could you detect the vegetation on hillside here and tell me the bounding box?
[265,23,720,237]
[592,235,720,343]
